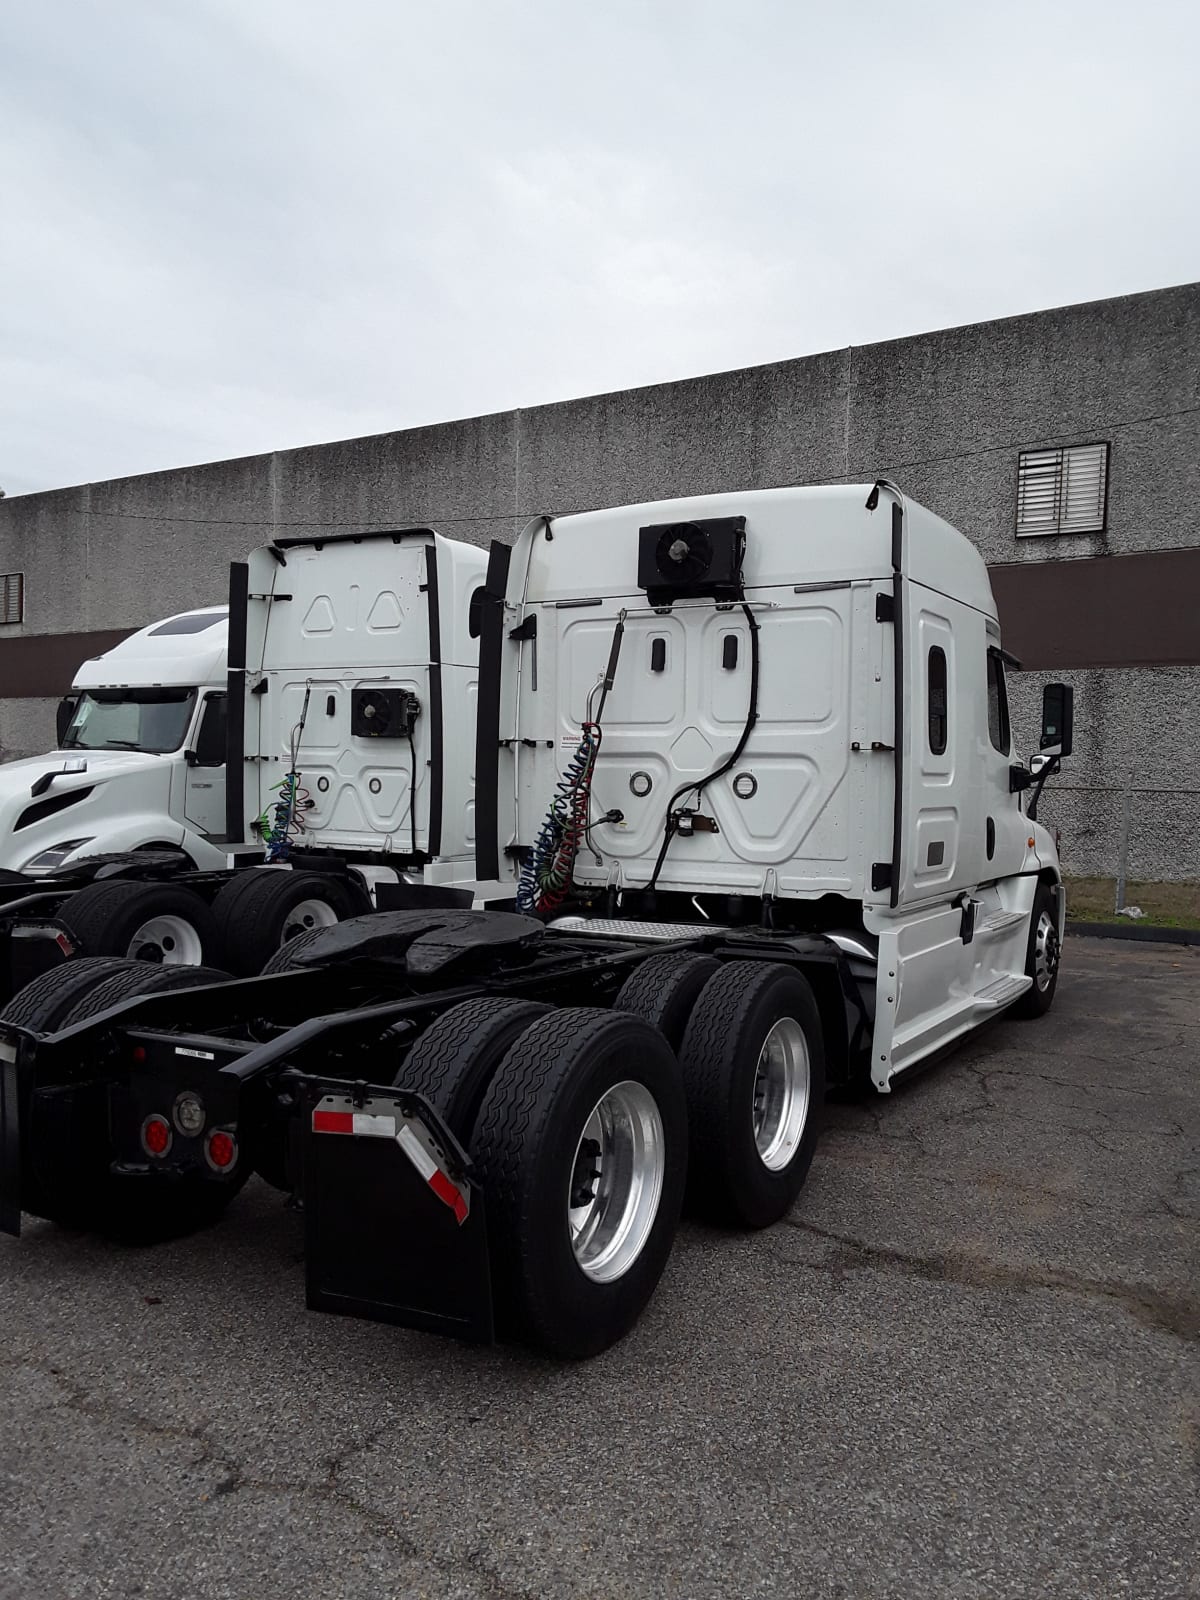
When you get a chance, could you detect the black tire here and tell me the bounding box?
[399,998,551,1139]
[679,961,825,1229]
[0,957,151,1031]
[613,952,721,1051]
[57,960,232,1029]
[15,960,243,1238]
[1013,884,1062,1018]
[470,1007,687,1358]
[57,880,220,967]
[212,869,369,976]
[260,927,329,975]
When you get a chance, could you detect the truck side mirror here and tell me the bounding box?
[56,694,79,747]
[1040,682,1073,757]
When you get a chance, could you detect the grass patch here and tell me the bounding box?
[1065,877,1200,930]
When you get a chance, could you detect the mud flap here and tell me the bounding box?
[0,1036,22,1236]
[302,1082,493,1343]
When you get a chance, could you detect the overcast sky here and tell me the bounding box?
[1,0,1197,496]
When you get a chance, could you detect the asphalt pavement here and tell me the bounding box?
[1,937,1196,1600]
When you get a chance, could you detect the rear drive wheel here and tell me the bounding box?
[613,952,720,1051]
[0,957,153,1031]
[16,962,245,1239]
[58,881,219,967]
[259,926,329,975]
[398,998,551,1139]
[1013,884,1062,1018]
[470,1008,687,1357]
[212,869,369,976]
[679,961,825,1228]
[57,960,232,1029]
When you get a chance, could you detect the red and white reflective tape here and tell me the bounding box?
[395,1123,470,1225]
[311,1110,395,1138]
[311,1106,470,1225]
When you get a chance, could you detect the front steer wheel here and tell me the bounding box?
[1012,884,1062,1018]
[470,1008,687,1358]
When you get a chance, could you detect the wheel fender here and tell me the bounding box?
[37,812,191,870]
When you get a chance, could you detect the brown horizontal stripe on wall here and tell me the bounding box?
[0,630,136,698]
[987,549,1200,669]
[1,546,1197,693]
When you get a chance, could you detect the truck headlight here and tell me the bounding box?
[21,838,96,874]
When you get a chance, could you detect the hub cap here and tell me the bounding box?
[281,898,339,944]
[752,1017,811,1171]
[128,914,203,966]
[1033,910,1060,992]
[568,1081,665,1283]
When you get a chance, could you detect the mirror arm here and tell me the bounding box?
[1025,754,1061,822]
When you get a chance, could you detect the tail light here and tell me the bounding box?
[141,1114,172,1158]
[205,1130,237,1172]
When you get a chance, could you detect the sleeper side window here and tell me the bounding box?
[927,647,948,755]
[987,649,1011,755]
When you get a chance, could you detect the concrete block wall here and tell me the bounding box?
[3,283,1198,878]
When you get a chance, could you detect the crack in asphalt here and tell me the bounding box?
[777,1219,1200,1341]
[0,1351,541,1600]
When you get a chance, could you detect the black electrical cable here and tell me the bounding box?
[644,600,760,892]
[406,731,418,858]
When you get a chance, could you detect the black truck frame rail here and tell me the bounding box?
[0,908,870,1344]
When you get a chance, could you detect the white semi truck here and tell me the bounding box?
[0,529,487,991]
[0,484,1072,1359]
[0,606,231,877]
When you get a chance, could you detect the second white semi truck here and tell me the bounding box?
[0,482,1072,1359]
[0,606,231,878]
[0,529,488,991]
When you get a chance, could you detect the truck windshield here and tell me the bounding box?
[62,688,198,754]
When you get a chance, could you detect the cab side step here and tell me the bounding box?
[973,973,1032,1009]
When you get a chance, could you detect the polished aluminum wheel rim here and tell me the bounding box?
[1033,910,1060,992]
[128,914,203,966]
[281,898,339,944]
[568,1080,665,1283]
[752,1017,810,1171]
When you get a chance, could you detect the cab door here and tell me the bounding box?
[897,584,985,907]
[183,692,227,837]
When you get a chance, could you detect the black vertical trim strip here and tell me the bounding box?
[424,543,444,860]
[889,502,904,910]
[473,540,512,882]
[0,1049,22,1237]
[225,561,249,845]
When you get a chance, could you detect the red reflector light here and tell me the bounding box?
[131,1046,147,1065]
[206,1130,237,1171]
[141,1115,171,1158]
[312,1110,354,1135]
